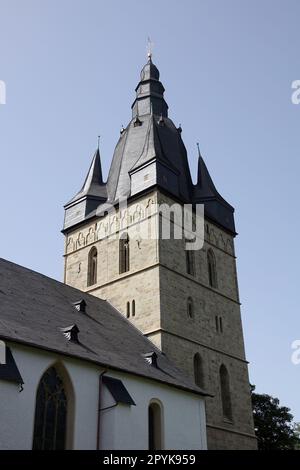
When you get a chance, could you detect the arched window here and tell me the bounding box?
[87,247,98,286]
[187,297,194,319]
[207,249,218,288]
[132,300,135,317]
[33,366,68,450]
[186,249,195,276]
[219,364,232,421]
[119,233,130,274]
[194,353,204,388]
[148,401,163,450]
[126,301,130,318]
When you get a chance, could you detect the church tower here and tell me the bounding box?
[62,56,257,450]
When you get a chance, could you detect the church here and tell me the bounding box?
[0,55,256,450]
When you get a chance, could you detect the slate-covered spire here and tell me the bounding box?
[63,147,107,230]
[67,148,105,204]
[195,143,219,197]
[64,56,236,235]
[193,144,236,233]
[104,57,194,204]
[131,57,169,118]
[129,113,178,173]
[78,148,104,196]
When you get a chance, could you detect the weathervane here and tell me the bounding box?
[147,37,154,60]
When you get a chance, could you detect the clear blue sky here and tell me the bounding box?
[1,0,299,421]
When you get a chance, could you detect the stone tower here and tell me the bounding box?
[63,57,257,450]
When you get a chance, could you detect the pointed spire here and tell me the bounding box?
[194,144,236,233]
[196,142,204,185]
[80,147,103,192]
[65,146,106,208]
[64,55,236,235]
[196,144,217,193]
[196,143,232,202]
[64,144,107,228]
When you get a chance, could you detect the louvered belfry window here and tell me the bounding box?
[32,367,67,450]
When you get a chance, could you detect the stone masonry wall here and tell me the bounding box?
[64,188,256,449]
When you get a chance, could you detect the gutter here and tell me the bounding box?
[2,338,209,398]
[96,369,108,450]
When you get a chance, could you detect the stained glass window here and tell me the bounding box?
[33,367,67,450]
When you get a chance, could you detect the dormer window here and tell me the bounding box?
[158,115,165,126]
[60,324,80,343]
[133,116,142,127]
[143,352,158,368]
[73,299,86,313]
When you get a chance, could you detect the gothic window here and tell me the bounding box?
[87,247,98,286]
[132,300,135,317]
[187,297,194,319]
[126,302,130,318]
[220,364,232,421]
[207,249,218,288]
[32,366,67,450]
[148,401,163,450]
[119,233,130,274]
[194,353,204,388]
[186,249,195,276]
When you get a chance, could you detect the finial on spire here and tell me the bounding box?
[196,142,201,158]
[97,135,100,150]
[147,36,154,61]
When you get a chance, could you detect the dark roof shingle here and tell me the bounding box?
[0,258,209,396]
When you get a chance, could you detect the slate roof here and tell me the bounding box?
[106,113,193,203]
[0,258,209,397]
[66,148,107,205]
[64,57,236,234]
